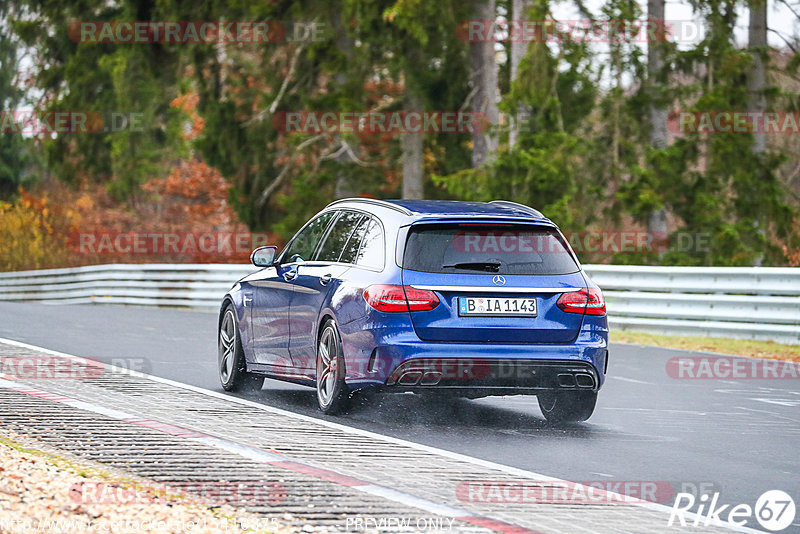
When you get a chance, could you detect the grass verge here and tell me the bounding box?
[610,330,800,362]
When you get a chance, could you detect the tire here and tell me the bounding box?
[218,305,264,393]
[537,390,597,423]
[316,319,351,415]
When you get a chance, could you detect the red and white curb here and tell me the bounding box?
[0,337,762,534]
[0,374,538,534]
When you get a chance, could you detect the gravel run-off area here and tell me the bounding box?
[0,429,299,534]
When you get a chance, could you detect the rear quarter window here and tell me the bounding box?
[354,218,384,270]
[316,211,363,262]
[403,225,578,275]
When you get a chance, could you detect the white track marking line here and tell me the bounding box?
[0,376,513,531]
[610,376,654,385]
[0,337,764,533]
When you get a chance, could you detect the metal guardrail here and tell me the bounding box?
[0,264,255,310]
[0,263,798,345]
[585,265,800,345]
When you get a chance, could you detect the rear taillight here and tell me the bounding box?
[557,288,606,316]
[363,285,439,312]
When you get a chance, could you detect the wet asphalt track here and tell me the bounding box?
[1,301,798,531]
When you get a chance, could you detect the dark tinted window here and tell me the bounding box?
[339,216,369,264]
[316,211,363,262]
[403,225,578,275]
[355,219,384,270]
[283,212,335,263]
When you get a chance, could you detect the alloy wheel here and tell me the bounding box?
[219,310,236,383]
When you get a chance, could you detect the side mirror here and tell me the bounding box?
[251,245,278,267]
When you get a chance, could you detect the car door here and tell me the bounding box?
[288,210,365,369]
[249,211,335,369]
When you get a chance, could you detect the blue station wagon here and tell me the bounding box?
[218,199,608,422]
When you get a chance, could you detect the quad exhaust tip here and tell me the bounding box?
[395,367,594,389]
[575,373,595,388]
[557,372,595,389]
[397,370,443,386]
[420,371,443,386]
[557,373,576,388]
[397,371,423,386]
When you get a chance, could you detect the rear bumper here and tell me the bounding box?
[343,334,608,394]
[338,302,608,395]
[385,358,601,394]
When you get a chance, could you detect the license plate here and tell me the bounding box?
[458,297,537,317]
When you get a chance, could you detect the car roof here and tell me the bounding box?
[326,198,548,222]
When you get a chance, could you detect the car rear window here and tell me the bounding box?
[403,224,579,275]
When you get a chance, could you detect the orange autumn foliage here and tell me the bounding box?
[170,92,205,140]
[0,192,75,271]
[1,159,275,270]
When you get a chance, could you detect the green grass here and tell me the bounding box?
[611,331,800,362]
[0,433,111,479]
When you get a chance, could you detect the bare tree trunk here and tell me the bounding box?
[470,0,499,166]
[214,18,229,102]
[748,0,768,266]
[647,0,667,151]
[509,0,531,148]
[611,67,621,189]
[509,0,528,88]
[748,0,767,155]
[402,92,424,199]
[332,10,359,198]
[333,152,358,198]
[646,0,668,246]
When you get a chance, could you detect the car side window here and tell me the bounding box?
[283,212,336,264]
[315,211,364,262]
[354,218,384,270]
[339,216,369,264]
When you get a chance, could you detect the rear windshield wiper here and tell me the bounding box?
[441,261,502,272]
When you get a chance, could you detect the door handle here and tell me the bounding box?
[319,274,332,286]
[283,269,298,281]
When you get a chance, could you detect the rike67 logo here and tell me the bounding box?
[669,490,796,531]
